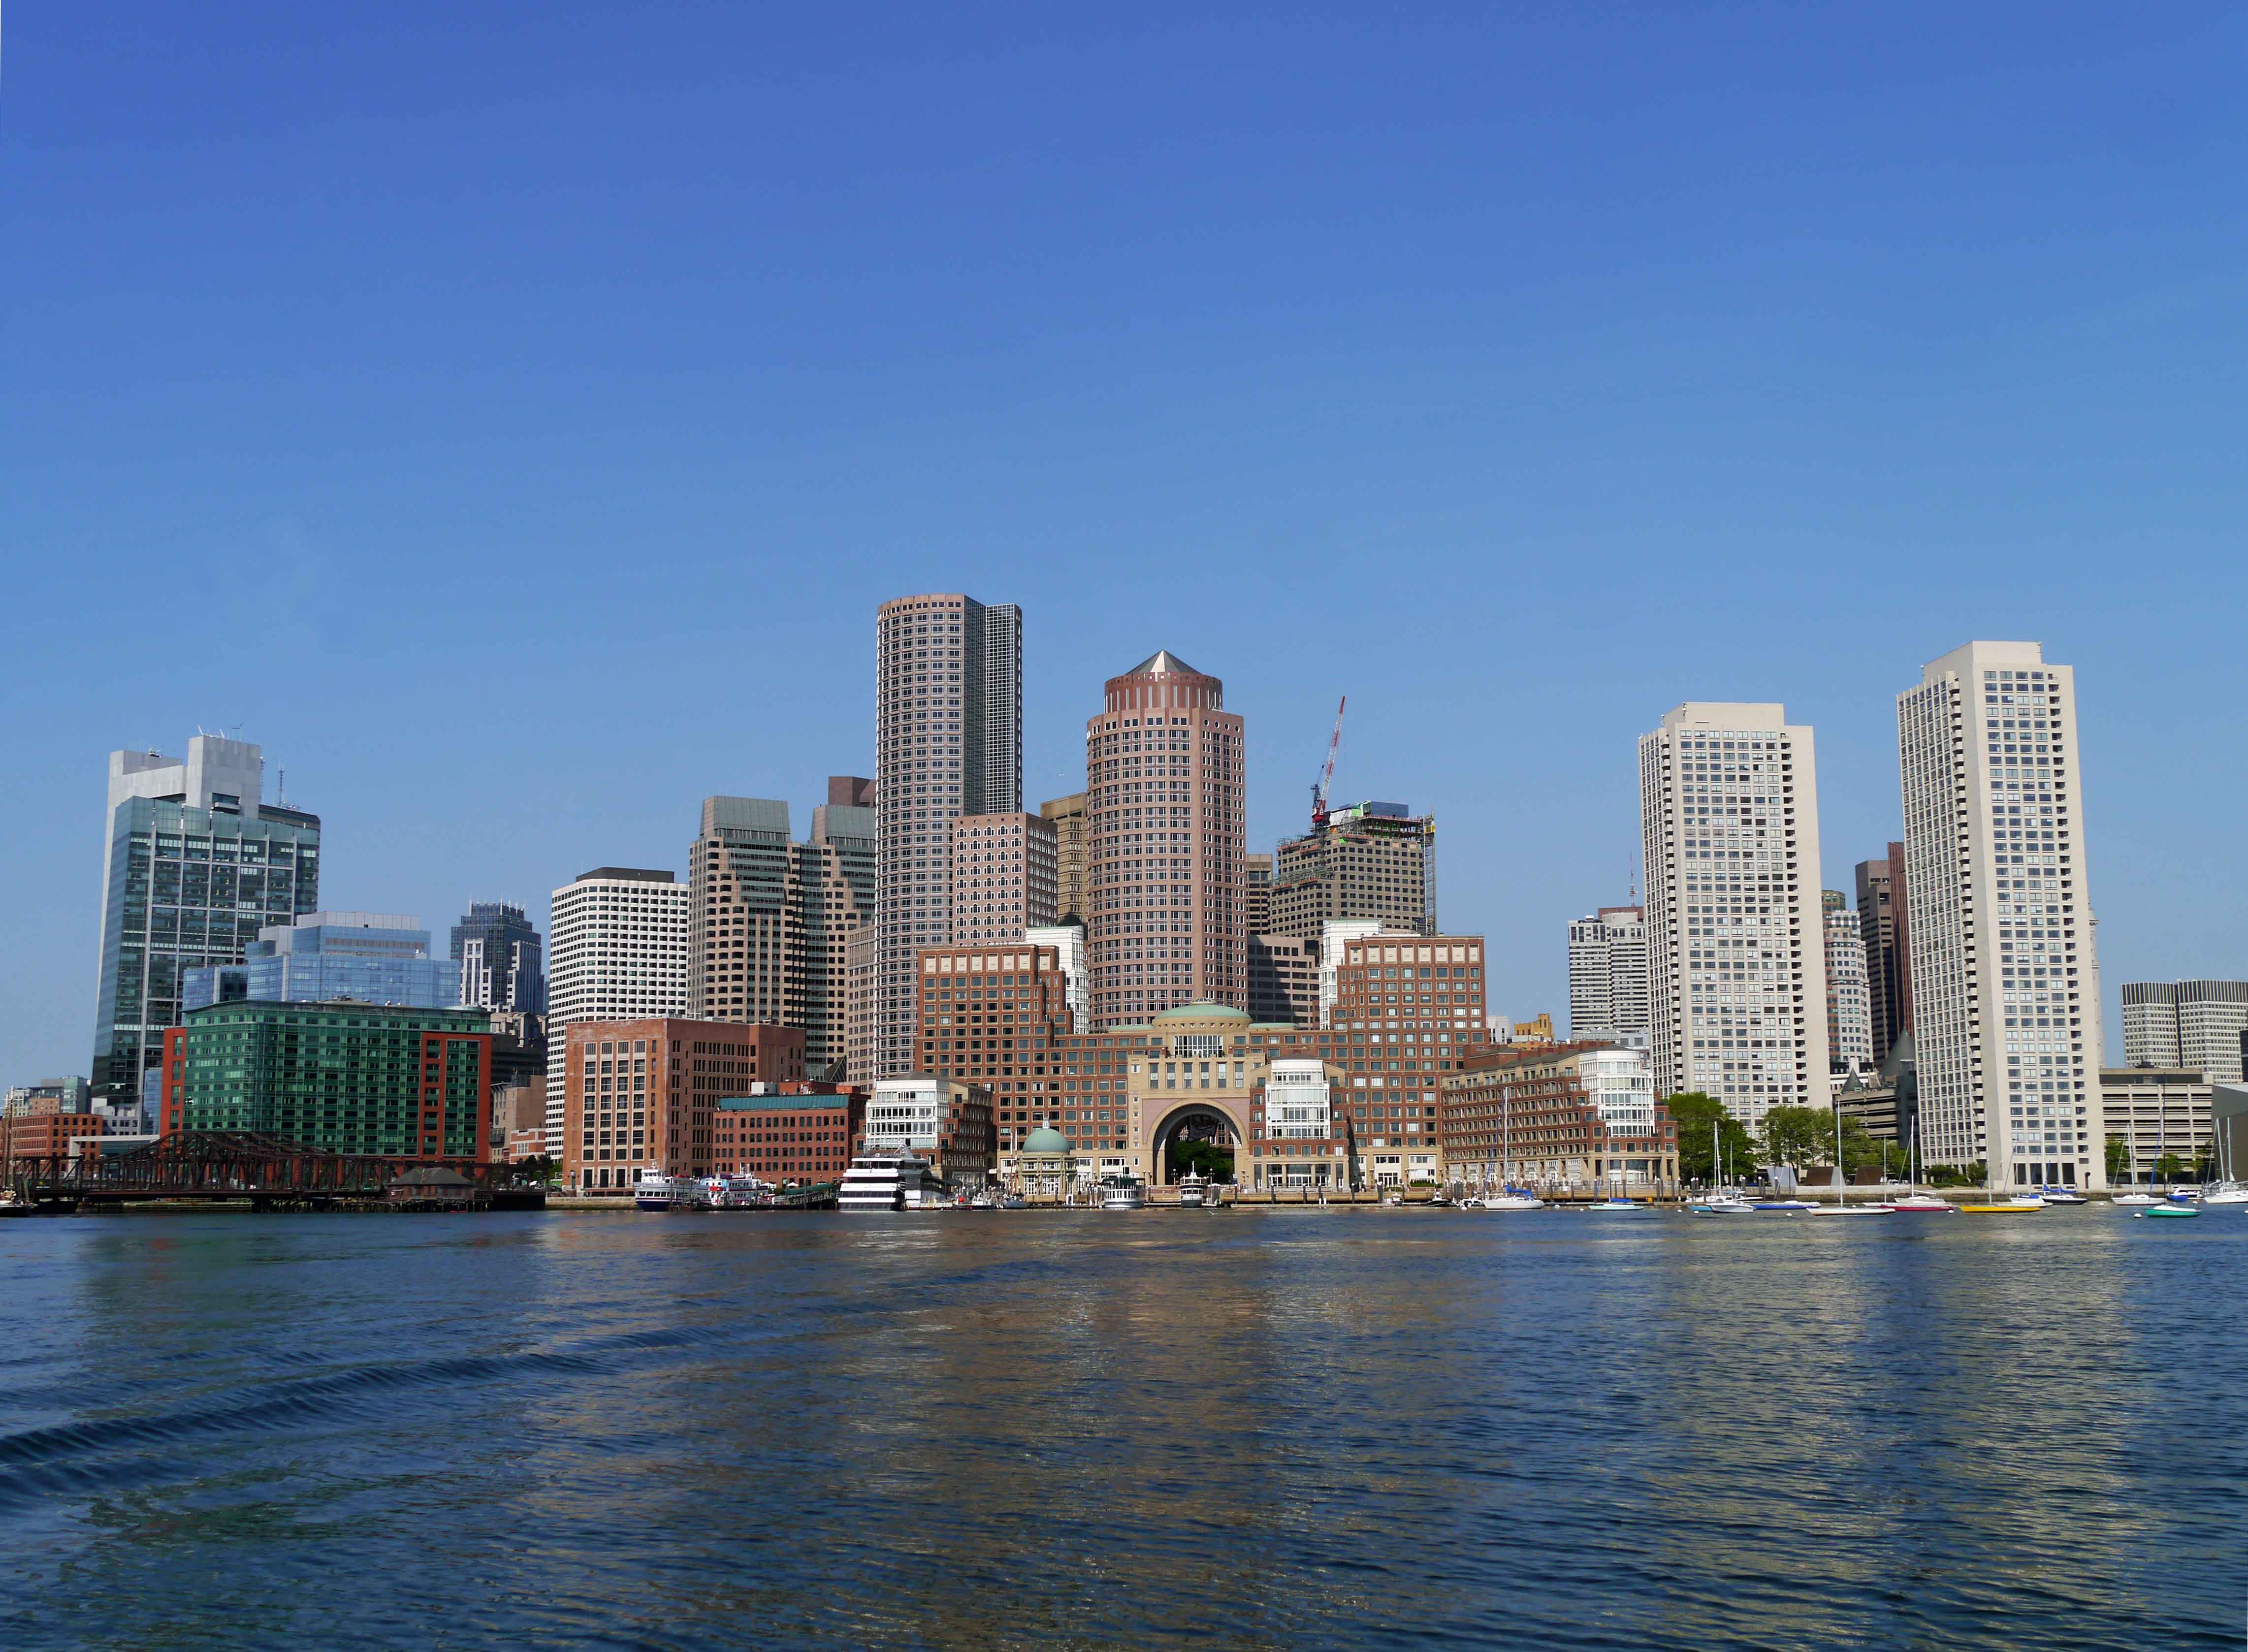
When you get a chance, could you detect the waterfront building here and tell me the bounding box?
[1084,651,1248,1026]
[1024,922,1089,1033]
[1442,1043,1680,1194]
[913,940,1075,1156]
[858,1075,995,1188]
[1269,802,1436,940]
[1328,931,1489,1154]
[91,734,321,1108]
[451,902,545,1015]
[950,812,1058,943]
[184,912,456,1013]
[875,593,1023,1078]
[1567,906,1650,1039]
[2099,1066,2214,1186]
[173,1001,492,1158]
[1898,642,2105,1189]
[546,869,690,1153]
[1318,919,1398,1026]
[1245,1056,1358,1189]
[685,788,876,1075]
[2120,981,2248,1083]
[1855,845,1912,1065]
[1040,792,1090,921]
[1639,702,1831,1129]
[558,1018,804,1194]
[1003,1123,1077,1197]
[0,1110,104,1166]
[1824,891,1875,1074]
[711,1085,865,1183]
[1248,933,1320,1028]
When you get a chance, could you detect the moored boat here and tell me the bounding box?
[1176,1172,1210,1208]
[838,1149,934,1212]
[2140,1203,2200,1219]
[1100,1172,1147,1210]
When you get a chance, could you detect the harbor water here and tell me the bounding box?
[1,1207,2241,1649]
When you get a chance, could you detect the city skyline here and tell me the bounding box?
[13,623,2235,1086]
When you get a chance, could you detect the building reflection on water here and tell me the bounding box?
[1,1207,2235,1647]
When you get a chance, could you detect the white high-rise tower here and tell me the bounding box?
[1898,642,2105,1190]
[874,594,1024,1077]
[1638,703,1830,1129]
[544,867,689,1150]
[1567,907,1649,1038]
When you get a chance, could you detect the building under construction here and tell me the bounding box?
[1268,801,1438,939]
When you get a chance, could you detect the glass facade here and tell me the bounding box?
[92,798,321,1105]
[178,1002,491,1157]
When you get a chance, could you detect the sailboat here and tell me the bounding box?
[1486,1088,1545,1210]
[2203,1118,2248,1206]
[1887,1120,1956,1213]
[1809,1085,1892,1214]
[1690,1120,1756,1214]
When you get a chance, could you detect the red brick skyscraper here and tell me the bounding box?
[1085,650,1247,1027]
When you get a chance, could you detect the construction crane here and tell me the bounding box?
[1310,696,1346,831]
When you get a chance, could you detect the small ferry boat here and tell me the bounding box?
[634,1174,676,1212]
[1689,1189,1758,1215]
[1099,1172,1147,1210]
[1176,1172,1210,1208]
[838,1149,934,1212]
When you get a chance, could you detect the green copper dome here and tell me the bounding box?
[1151,1002,1251,1022]
[1022,1125,1071,1154]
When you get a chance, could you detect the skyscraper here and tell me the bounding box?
[1897,641,2105,1189]
[1567,906,1650,1038]
[874,594,1023,1077]
[546,868,689,1151]
[1823,890,1874,1074]
[1854,844,1911,1065]
[1269,802,1437,938]
[1039,793,1089,922]
[451,901,545,1014]
[1085,650,1247,1026]
[91,735,321,1107]
[950,812,1058,944]
[685,787,875,1077]
[1639,703,1830,1128]
[2120,981,2248,1084]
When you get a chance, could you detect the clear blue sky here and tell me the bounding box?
[5,3,2244,1080]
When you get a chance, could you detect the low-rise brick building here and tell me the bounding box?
[712,1084,865,1183]
[1443,1042,1678,1195]
[0,1109,103,1166]
[561,1018,805,1194]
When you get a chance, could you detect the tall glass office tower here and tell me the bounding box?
[451,901,546,1014]
[92,736,321,1106]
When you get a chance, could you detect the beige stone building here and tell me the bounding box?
[1040,792,1089,922]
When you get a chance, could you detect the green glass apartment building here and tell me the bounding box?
[176,1002,492,1158]
[92,736,321,1106]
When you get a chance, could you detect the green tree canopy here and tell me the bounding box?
[1666,1092,1761,1183]
[2105,1135,2134,1183]
[1760,1106,1832,1168]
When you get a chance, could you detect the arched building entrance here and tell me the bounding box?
[1148,1101,1248,1185]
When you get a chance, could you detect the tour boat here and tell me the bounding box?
[837,1149,934,1212]
[634,1175,676,1212]
[1100,1172,1147,1210]
[1176,1172,1210,1209]
[2140,1203,2200,1219]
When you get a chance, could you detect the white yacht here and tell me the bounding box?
[1487,1191,1546,1211]
[2202,1182,2248,1207]
[1689,1189,1758,1215]
[1099,1171,1147,1210]
[838,1149,935,1212]
[1176,1172,1211,1208]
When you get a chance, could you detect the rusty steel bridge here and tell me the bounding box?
[7,1132,523,1212]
